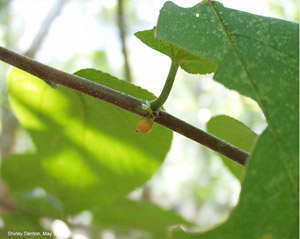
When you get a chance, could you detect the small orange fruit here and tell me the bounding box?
[136,117,153,134]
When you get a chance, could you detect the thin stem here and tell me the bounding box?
[24,0,68,58]
[117,0,132,82]
[150,59,180,111]
[0,46,249,166]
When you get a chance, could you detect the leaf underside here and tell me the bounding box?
[135,29,217,74]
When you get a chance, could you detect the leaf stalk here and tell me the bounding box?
[150,49,184,111]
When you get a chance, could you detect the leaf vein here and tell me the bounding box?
[209,0,297,191]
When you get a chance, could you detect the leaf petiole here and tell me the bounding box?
[150,48,184,111]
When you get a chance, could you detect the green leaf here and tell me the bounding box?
[93,199,190,238]
[135,29,217,74]
[5,69,185,237]
[154,1,298,238]
[1,154,50,191]
[7,68,173,214]
[206,115,258,181]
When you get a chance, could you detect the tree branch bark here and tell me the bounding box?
[0,46,249,166]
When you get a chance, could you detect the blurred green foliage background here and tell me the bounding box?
[0,0,298,238]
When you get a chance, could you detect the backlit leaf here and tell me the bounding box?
[7,68,173,214]
[207,115,258,181]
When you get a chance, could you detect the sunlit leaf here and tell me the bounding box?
[7,68,173,214]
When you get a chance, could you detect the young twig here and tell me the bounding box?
[0,46,249,166]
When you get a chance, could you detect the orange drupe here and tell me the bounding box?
[136,117,153,134]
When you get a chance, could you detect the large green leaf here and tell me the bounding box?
[135,29,217,74]
[206,115,258,181]
[1,154,51,191]
[150,1,298,238]
[7,68,173,214]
